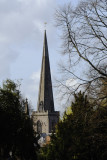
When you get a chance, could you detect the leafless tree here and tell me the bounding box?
[55,0,107,105]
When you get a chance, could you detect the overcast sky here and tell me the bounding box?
[0,0,80,113]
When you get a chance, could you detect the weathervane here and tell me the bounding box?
[44,22,47,30]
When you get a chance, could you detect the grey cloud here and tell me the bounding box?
[0,0,57,78]
[0,0,80,110]
[21,71,40,110]
[0,44,19,79]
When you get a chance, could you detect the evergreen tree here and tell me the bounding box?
[38,92,107,160]
[0,79,38,160]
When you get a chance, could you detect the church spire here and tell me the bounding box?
[37,30,54,112]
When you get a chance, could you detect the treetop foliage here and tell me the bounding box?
[38,92,107,160]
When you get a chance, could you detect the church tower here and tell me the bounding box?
[32,30,59,134]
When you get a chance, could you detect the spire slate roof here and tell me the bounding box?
[37,30,54,112]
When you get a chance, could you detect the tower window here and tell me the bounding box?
[50,100,54,112]
[39,101,43,112]
[51,121,55,132]
[37,120,42,133]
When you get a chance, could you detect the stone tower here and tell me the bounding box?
[32,30,59,134]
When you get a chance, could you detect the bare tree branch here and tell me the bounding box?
[55,0,107,104]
